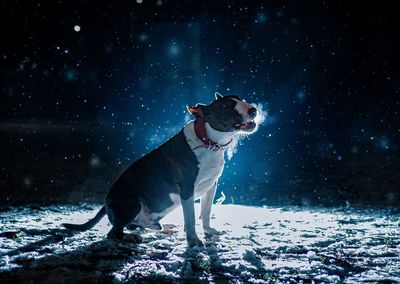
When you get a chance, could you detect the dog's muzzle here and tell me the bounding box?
[235,107,257,132]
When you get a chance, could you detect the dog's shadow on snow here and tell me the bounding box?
[0,228,144,283]
[1,228,74,257]
[1,228,231,282]
[1,228,228,283]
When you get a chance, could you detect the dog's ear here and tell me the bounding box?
[187,104,207,118]
[215,92,223,100]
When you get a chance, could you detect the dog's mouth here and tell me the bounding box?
[235,119,256,132]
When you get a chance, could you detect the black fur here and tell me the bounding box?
[204,96,243,132]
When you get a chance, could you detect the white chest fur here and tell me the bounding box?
[183,121,228,199]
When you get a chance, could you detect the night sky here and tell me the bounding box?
[1,1,399,206]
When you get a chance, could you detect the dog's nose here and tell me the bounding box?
[248,107,257,119]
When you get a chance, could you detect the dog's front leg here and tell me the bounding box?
[181,196,203,247]
[200,182,219,235]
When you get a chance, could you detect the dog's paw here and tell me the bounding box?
[122,233,143,243]
[126,224,139,231]
[187,235,204,247]
[203,227,219,236]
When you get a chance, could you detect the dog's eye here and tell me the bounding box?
[222,104,227,108]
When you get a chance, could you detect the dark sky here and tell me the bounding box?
[1,0,399,205]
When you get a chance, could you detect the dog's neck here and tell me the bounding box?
[204,122,237,145]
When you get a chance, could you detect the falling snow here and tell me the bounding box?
[0,1,399,283]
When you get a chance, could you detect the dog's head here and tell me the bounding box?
[187,92,259,133]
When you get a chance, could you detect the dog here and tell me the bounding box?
[62,92,259,246]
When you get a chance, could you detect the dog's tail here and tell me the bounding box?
[62,206,106,231]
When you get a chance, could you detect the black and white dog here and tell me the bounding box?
[62,92,259,246]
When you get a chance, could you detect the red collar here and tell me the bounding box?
[192,118,232,151]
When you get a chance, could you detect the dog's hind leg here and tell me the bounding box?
[107,223,124,240]
[105,193,142,242]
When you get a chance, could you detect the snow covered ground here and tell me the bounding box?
[0,204,399,283]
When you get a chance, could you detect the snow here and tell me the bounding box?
[0,204,399,282]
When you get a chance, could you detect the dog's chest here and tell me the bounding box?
[194,150,224,197]
[183,122,225,197]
